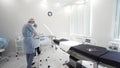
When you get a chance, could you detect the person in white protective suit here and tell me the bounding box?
[33,24,41,56]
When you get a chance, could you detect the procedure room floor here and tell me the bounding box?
[0,45,70,68]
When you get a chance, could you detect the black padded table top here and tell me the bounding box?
[99,51,120,67]
[69,44,108,61]
[53,38,68,45]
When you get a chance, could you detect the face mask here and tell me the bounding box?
[31,23,34,26]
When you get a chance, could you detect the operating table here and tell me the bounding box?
[53,39,120,68]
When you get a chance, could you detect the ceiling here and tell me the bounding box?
[44,0,86,9]
[47,0,85,5]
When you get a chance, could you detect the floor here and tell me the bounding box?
[0,44,108,68]
[0,45,70,68]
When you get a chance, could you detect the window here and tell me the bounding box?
[70,1,91,36]
[114,0,120,39]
